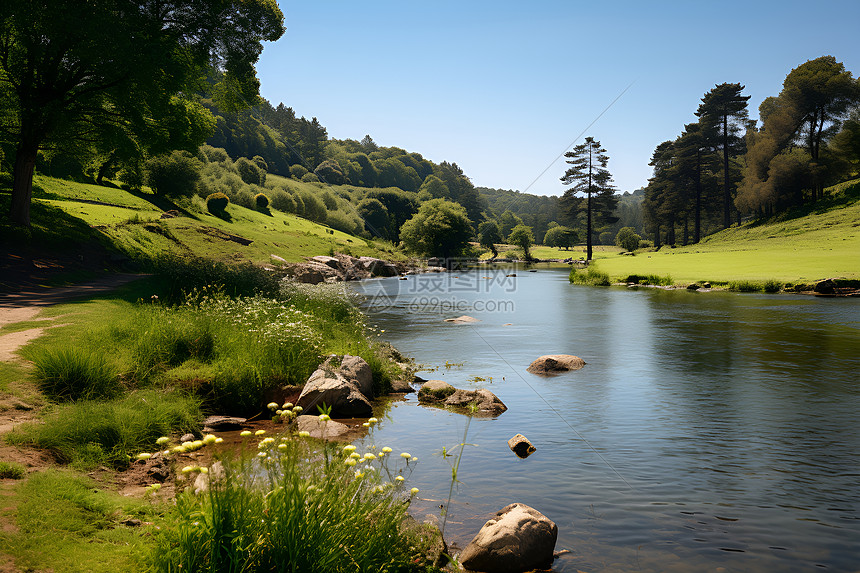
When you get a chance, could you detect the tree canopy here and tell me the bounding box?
[0,0,285,225]
[399,198,473,260]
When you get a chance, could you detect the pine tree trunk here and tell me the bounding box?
[723,114,731,229]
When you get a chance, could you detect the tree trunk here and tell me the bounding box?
[9,142,38,227]
[682,216,689,246]
[694,149,702,243]
[723,114,731,229]
[586,190,593,261]
[654,224,661,248]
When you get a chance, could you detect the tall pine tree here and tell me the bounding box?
[696,83,750,228]
[560,137,618,260]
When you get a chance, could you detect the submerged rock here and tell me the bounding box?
[444,315,480,324]
[418,382,506,417]
[459,503,558,573]
[507,434,536,458]
[526,354,586,375]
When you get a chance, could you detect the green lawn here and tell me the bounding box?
[594,183,860,284]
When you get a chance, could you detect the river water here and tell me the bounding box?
[350,267,860,572]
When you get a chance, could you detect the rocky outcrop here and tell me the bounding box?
[296,355,374,418]
[418,381,506,417]
[526,354,586,375]
[459,503,558,573]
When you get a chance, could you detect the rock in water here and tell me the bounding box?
[526,354,585,375]
[444,388,507,415]
[417,380,456,402]
[444,315,480,324]
[507,434,536,458]
[459,503,558,573]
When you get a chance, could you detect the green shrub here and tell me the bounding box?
[199,145,231,163]
[251,155,268,172]
[32,348,121,401]
[763,279,782,293]
[615,226,641,252]
[301,172,320,183]
[727,279,783,293]
[269,189,297,213]
[254,192,270,210]
[728,280,763,292]
[0,461,26,479]
[145,150,202,196]
[150,438,439,573]
[205,192,229,214]
[235,157,265,186]
[10,389,201,470]
[289,164,309,179]
[314,159,345,185]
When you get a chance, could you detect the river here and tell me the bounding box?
[349,266,860,572]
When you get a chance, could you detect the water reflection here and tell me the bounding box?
[353,269,860,572]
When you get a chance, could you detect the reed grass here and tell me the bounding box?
[150,434,440,572]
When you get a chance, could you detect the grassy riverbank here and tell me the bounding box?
[0,261,447,572]
[567,179,860,287]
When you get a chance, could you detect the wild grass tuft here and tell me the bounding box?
[32,347,122,401]
[727,279,783,293]
[150,437,440,572]
[623,274,674,286]
[0,461,27,479]
[569,263,611,286]
[9,389,201,470]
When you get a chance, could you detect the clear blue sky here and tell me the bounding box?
[256,1,860,197]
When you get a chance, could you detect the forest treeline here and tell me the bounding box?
[643,56,860,247]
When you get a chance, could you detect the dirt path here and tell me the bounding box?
[0,273,149,572]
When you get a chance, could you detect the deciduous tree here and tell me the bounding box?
[0,0,285,225]
[399,199,473,260]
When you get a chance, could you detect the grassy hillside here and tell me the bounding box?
[590,179,860,285]
[1,175,401,285]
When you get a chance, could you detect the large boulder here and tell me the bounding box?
[444,388,507,416]
[526,354,585,375]
[417,380,456,402]
[296,355,374,418]
[459,503,558,573]
[323,354,373,398]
